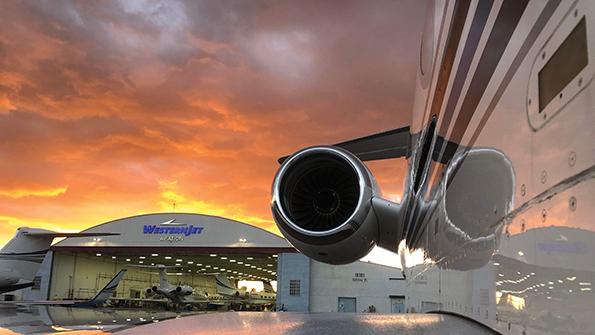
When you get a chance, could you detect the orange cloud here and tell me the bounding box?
[0,186,67,199]
[157,180,277,233]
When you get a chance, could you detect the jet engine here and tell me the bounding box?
[151,286,158,292]
[271,146,402,264]
[0,269,19,287]
[176,286,193,295]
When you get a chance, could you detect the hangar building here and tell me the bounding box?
[20,213,407,313]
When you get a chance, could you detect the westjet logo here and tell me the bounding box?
[143,219,204,236]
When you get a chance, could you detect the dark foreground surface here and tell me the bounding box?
[0,305,199,334]
[118,312,495,335]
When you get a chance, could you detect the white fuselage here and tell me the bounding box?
[0,228,54,293]
[271,1,593,333]
[403,1,595,333]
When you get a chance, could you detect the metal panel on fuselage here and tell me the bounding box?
[405,0,594,333]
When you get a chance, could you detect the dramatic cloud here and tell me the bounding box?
[0,0,426,246]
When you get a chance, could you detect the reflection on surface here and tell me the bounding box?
[405,223,595,335]
[401,162,594,334]
[0,305,198,334]
[493,225,595,334]
[413,148,514,271]
[117,312,491,335]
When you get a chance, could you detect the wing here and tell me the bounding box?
[128,312,496,334]
[278,126,410,164]
[30,300,77,306]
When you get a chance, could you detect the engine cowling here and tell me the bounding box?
[151,286,158,292]
[176,286,182,293]
[271,146,381,264]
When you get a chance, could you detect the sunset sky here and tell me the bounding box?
[0,0,426,247]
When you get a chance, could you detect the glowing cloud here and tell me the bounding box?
[0,187,67,199]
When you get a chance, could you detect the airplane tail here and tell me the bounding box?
[0,227,119,254]
[0,227,119,283]
[0,228,68,282]
[82,269,127,307]
[157,266,169,288]
[125,264,175,290]
[0,228,56,256]
[263,281,275,293]
[215,275,239,297]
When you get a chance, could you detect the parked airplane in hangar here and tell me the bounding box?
[133,264,197,306]
[0,270,127,308]
[127,264,275,311]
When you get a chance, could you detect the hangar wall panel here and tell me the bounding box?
[72,254,118,299]
[276,253,309,312]
[405,264,495,319]
[49,252,76,299]
[309,260,407,313]
[22,251,53,301]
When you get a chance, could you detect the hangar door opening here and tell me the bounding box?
[49,251,279,303]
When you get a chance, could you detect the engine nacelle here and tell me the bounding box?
[0,269,20,287]
[272,146,387,264]
[151,286,158,292]
[175,286,193,295]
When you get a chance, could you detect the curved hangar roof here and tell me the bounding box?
[53,213,294,253]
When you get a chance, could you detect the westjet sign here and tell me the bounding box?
[143,219,204,237]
